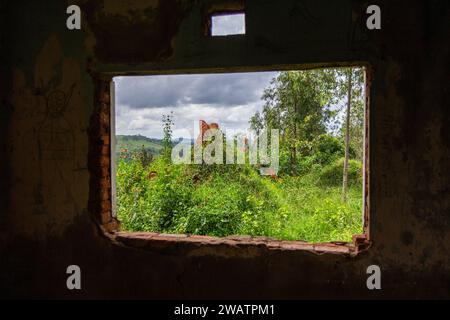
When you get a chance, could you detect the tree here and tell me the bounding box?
[133,144,153,167]
[250,69,338,175]
[249,111,264,136]
[250,67,365,183]
[333,68,365,160]
[332,67,365,201]
[342,68,352,202]
[162,112,174,162]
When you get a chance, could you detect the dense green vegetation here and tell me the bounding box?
[116,150,362,242]
[116,67,365,242]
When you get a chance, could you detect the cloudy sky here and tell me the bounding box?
[114,71,278,139]
[114,13,271,140]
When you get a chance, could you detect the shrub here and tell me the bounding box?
[133,145,153,167]
[177,178,245,236]
[281,134,346,176]
[116,159,154,231]
[116,153,363,242]
[294,194,362,243]
[174,165,283,237]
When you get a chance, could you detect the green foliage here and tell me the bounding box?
[278,177,363,242]
[309,134,345,165]
[116,156,363,242]
[251,67,365,175]
[177,170,272,237]
[116,67,366,243]
[116,158,154,231]
[279,134,345,175]
[133,145,153,168]
[318,158,363,187]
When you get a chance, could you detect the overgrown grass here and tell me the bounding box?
[116,156,363,242]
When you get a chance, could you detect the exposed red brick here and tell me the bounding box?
[100,135,110,145]
[101,145,110,155]
[100,199,111,211]
[100,211,111,224]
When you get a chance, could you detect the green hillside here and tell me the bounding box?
[116,134,164,156]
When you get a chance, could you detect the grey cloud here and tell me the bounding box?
[116,103,261,139]
[115,72,278,139]
[114,72,277,109]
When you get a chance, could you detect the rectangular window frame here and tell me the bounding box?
[89,63,372,256]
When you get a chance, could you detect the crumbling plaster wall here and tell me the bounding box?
[1,0,449,299]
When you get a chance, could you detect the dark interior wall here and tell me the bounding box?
[0,0,449,299]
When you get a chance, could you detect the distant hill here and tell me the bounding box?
[115,135,194,158]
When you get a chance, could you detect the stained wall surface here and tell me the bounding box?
[1,0,449,299]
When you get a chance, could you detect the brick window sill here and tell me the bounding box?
[112,232,370,256]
